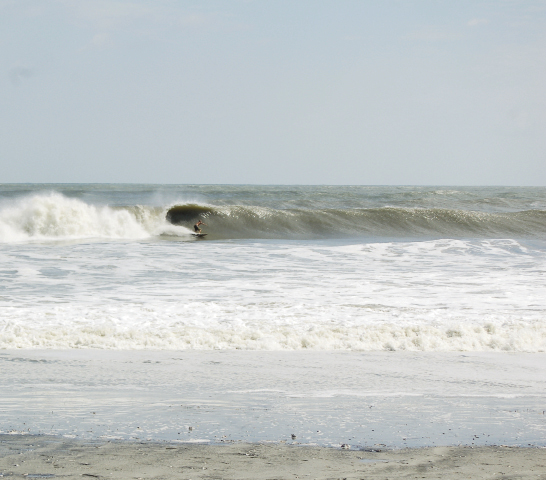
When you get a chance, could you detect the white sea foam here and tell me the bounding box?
[0,193,191,242]
[1,303,545,351]
[1,236,545,351]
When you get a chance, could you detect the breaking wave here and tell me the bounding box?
[0,193,188,242]
[166,203,546,239]
[1,192,545,243]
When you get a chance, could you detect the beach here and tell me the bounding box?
[2,435,546,479]
[1,185,546,478]
[3,0,546,474]
[2,350,546,448]
[1,350,546,478]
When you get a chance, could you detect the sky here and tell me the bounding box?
[1,0,545,185]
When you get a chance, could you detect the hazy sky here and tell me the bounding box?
[1,1,545,185]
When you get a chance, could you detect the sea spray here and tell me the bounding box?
[0,192,189,242]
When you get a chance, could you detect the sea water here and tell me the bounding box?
[1,184,545,351]
[1,184,545,447]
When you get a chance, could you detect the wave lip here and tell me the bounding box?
[166,203,546,239]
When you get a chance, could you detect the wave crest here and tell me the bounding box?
[166,204,546,239]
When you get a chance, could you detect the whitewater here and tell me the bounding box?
[1,184,545,351]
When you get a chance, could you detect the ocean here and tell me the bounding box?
[1,184,545,447]
[1,184,545,352]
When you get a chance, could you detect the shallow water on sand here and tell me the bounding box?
[1,350,545,448]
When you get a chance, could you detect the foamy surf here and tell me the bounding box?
[0,193,192,242]
[1,306,545,351]
[2,232,545,351]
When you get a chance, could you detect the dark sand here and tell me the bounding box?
[1,435,546,479]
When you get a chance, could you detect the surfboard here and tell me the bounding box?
[192,233,207,238]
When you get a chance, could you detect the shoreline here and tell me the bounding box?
[1,350,546,449]
[1,435,546,479]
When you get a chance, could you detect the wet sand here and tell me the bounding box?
[2,351,545,478]
[2,350,546,448]
[1,435,546,479]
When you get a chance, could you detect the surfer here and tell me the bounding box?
[194,220,206,234]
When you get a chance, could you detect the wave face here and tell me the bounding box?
[1,186,545,242]
[166,203,546,239]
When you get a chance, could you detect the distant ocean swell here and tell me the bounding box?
[1,192,546,242]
